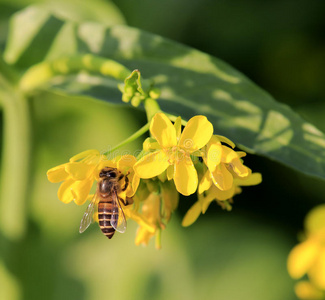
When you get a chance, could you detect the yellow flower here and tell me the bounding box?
[47,150,140,205]
[126,179,179,248]
[288,205,325,291]
[47,150,102,205]
[182,172,262,227]
[135,192,163,248]
[134,113,213,196]
[294,281,325,300]
[201,135,251,191]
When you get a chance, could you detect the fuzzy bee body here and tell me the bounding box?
[79,167,131,239]
[98,199,117,239]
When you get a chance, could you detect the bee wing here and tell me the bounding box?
[110,191,127,233]
[79,194,99,233]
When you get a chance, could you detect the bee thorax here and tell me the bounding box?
[99,179,114,194]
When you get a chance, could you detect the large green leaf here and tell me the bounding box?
[3,2,125,67]
[4,7,325,180]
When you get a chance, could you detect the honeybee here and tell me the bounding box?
[79,167,132,239]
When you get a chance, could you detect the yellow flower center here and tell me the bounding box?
[165,146,189,165]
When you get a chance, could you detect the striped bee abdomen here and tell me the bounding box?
[98,200,117,239]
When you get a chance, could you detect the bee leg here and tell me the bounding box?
[119,197,127,206]
[119,196,133,206]
[121,175,129,191]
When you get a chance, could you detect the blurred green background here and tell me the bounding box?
[1,0,325,299]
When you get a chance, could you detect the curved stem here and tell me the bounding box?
[19,54,132,92]
[103,122,150,156]
[0,74,30,240]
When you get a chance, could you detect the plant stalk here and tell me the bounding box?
[103,122,150,156]
[0,74,30,240]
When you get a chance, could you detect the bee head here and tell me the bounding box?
[99,167,118,179]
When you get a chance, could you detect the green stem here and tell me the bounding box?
[155,226,162,250]
[103,122,150,156]
[19,54,132,92]
[144,98,161,122]
[0,74,30,240]
[0,53,19,84]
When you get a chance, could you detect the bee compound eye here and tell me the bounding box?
[108,171,117,178]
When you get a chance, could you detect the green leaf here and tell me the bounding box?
[39,0,125,26]
[3,2,125,67]
[4,6,65,67]
[4,8,325,180]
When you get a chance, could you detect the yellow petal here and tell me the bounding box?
[166,165,174,180]
[135,227,154,246]
[235,173,262,186]
[305,205,325,235]
[65,162,94,180]
[198,171,212,194]
[209,184,236,201]
[132,174,140,193]
[134,151,169,178]
[211,164,233,191]
[118,155,139,196]
[71,179,94,205]
[69,149,100,162]
[206,140,222,172]
[126,173,140,197]
[200,189,216,213]
[174,157,198,196]
[58,178,93,205]
[143,137,160,151]
[295,281,324,300]
[124,209,155,233]
[57,178,75,204]
[230,158,250,177]
[117,155,137,171]
[215,135,235,148]
[47,164,69,183]
[236,151,247,158]
[287,239,320,279]
[174,116,182,140]
[179,115,213,152]
[182,201,202,227]
[221,146,239,163]
[309,249,325,289]
[150,113,177,148]
[97,159,116,171]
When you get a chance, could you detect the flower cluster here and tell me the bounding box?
[288,205,325,300]
[133,113,214,195]
[47,149,102,205]
[47,112,261,248]
[125,177,178,249]
[132,113,261,227]
[47,150,139,205]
